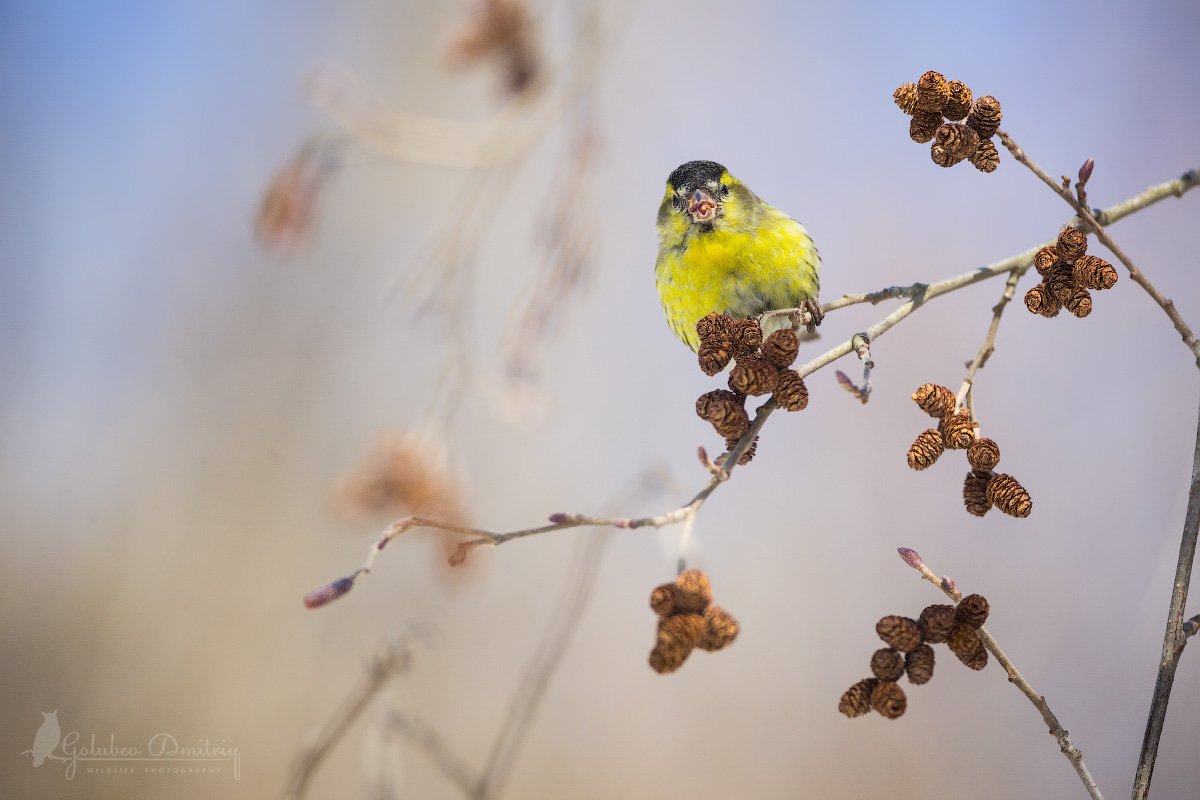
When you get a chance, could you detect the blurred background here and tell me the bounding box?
[3,1,1199,798]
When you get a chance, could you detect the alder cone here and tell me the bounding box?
[912,383,955,418]
[699,605,739,651]
[773,369,809,411]
[649,613,705,674]
[695,311,732,342]
[649,583,676,617]
[839,678,879,718]
[698,335,733,376]
[944,80,973,121]
[876,615,923,652]
[966,95,1002,139]
[1033,245,1060,276]
[728,354,778,396]
[915,70,950,113]
[905,644,936,685]
[674,569,713,612]
[871,648,905,682]
[1045,263,1078,302]
[907,429,945,470]
[761,329,800,368]
[963,470,994,517]
[1066,288,1093,318]
[696,390,749,439]
[1073,254,1118,290]
[919,604,957,644]
[967,438,1000,471]
[986,473,1032,518]
[870,681,908,719]
[939,411,975,450]
[1024,283,1061,317]
[956,594,990,629]
[910,112,943,143]
[970,139,1000,173]
[1057,226,1089,263]
[729,317,763,355]
[893,82,918,114]
[723,435,758,465]
[947,622,984,662]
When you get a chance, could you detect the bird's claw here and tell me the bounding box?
[802,299,825,334]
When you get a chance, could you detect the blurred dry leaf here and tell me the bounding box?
[337,431,467,525]
[447,0,541,95]
[254,136,339,252]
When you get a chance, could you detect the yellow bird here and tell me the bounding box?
[655,160,821,351]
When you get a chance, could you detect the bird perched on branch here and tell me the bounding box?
[655,160,822,351]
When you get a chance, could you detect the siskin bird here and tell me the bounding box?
[655,160,821,351]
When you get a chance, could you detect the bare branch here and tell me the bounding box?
[956,268,1023,409]
[897,549,1104,800]
[305,165,1200,608]
[283,636,414,799]
[385,711,479,796]
[998,133,1200,365]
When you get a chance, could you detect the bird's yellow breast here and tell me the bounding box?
[656,206,820,351]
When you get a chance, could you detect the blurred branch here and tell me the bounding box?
[995,132,1200,800]
[385,711,479,796]
[997,133,1200,366]
[897,548,1104,800]
[282,635,414,800]
[305,164,1200,608]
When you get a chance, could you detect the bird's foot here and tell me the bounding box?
[801,299,825,334]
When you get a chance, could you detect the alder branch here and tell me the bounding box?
[956,268,1023,411]
[283,636,414,799]
[385,711,479,796]
[998,133,1200,365]
[897,548,1104,800]
[303,165,1200,609]
[995,132,1200,800]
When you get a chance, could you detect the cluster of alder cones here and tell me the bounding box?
[1025,226,1119,319]
[694,313,809,465]
[648,569,739,674]
[893,71,1002,173]
[907,383,1032,518]
[839,593,992,719]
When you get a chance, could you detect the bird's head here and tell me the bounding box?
[658,160,757,239]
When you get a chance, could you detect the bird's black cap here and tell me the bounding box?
[667,160,727,191]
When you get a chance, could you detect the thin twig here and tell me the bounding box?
[897,549,1104,800]
[385,711,479,796]
[998,133,1200,365]
[305,166,1200,607]
[282,637,413,799]
[956,268,1023,410]
[1131,395,1200,800]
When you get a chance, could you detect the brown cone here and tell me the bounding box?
[905,644,936,685]
[696,312,732,342]
[1024,283,1062,317]
[915,70,950,113]
[935,122,980,160]
[939,410,975,450]
[1066,288,1093,318]
[912,383,956,417]
[930,144,959,168]
[773,369,809,411]
[698,335,734,376]
[729,317,763,355]
[907,429,945,471]
[722,435,758,465]
[967,438,1000,471]
[1057,227,1088,264]
[674,569,713,613]
[1045,263,1078,303]
[910,111,943,144]
[877,615,923,652]
[839,678,879,718]
[649,613,706,674]
[944,80,973,121]
[965,95,1002,139]
[919,604,957,644]
[1033,245,1060,276]
[761,329,800,368]
[871,648,905,681]
[986,473,1032,518]
[696,390,750,439]
[970,139,1000,173]
[729,354,778,396]
[650,583,676,617]
[893,83,918,115]
[870,681,908,719]
[963,470,994,517]
[956,594,990,629]
[698,605,739,651]
[959,647,989,670]
[947,622,984,661]
[1073,254,1118,290]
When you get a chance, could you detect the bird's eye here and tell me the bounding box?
[719,184,730,197]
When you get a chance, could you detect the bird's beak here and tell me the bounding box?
[687,188,718,223]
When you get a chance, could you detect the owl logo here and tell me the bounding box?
[22,711,61,767]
